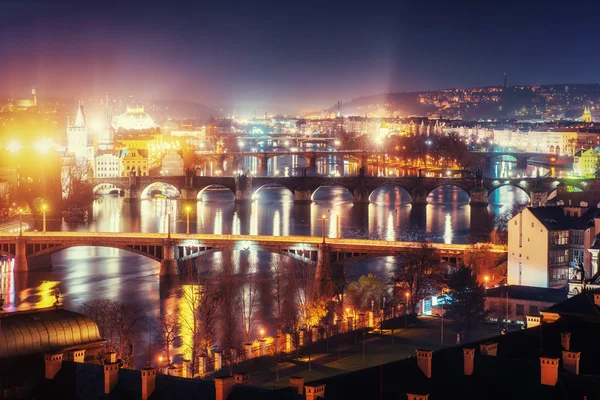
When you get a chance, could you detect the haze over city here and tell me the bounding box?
[3,0,600,114]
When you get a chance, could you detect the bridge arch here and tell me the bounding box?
[369,184,412,204]
[197,185,235,201]
[490,154,518,164]
[252,183,294,201]
[93,183,123,195]
[488,184,530,205]
[526,155,551,164]
[140,182,181,199]
[265,154,308,176]
[311,184,353,202]
[427,184,470,204]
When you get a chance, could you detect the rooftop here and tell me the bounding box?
[485,285,568,304]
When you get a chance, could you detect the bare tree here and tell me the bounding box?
[155,313,180,365]
[392,242,444,313]
[79,300,146,368]
[287,259,328,329]
[61,158,94,208]
[240,271,260,343]
[271,259,289,335]
[216,250,241,351]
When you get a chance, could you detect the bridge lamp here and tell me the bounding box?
[321,215,328,242]
[405,292,410,329]
[185,206,191,235]
[484,275,489,289]
[42,204,48,233]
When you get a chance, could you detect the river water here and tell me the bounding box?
[0,159,554,365]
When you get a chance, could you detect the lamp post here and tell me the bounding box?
[484,275,489,290]
[405,292,410,329]
[185,206,191,235]
[336,211,340,238]
[42,204,47,233]
[18,208,23,236]
[321,214,327,243]
[167,207,172,239]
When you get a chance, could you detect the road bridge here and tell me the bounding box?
[0,232,505,275]
[94,173,597,206]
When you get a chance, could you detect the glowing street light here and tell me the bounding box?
[321,214,327,243]
[484,275,489,289]
[185,205,191,235]
[42,204,47,233]
[260,329,265,339]
[405,292,410,329]
[6,140,22,153]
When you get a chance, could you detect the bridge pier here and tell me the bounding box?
[411,187,428,205]
[14,237,28,272]
[469,188,489,206]
[516,157,528,169]
[294,186,312,204]
[234,175,254,203]
[353,187,370,204]
[123,186,141,202]
[180,187,199,200]
[160,242,179,276]
[257,155,268,176]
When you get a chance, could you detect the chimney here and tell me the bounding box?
[527,316,541,328]
[560,332,571,350]
[289,376,305,395]
[214,376,235,400]
[562,351,581,375]
[141,368,156,400]
[416,350,432,378]
[105,351,117,364]
[479,343,498,356]
[305,384,325,400]
[463,348,475,376]
[407,395,429,400]
[65,349,86,363]
[44,353,63,379]
[540,357,559,386]
[104,363,119,394]
[594,293,600,307]
[234,373,250,386]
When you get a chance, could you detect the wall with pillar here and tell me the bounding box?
[469,188,488,206]
[234,176,254,203]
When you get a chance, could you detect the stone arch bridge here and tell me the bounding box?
[94,174,598,206]
[0,232,506,276]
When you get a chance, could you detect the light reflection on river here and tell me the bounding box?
[0,160,533,366]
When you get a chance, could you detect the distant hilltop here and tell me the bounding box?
[325,83,600,121]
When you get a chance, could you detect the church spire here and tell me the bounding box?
[74,101,86,128]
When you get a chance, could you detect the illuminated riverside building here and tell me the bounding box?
[5,87,37,111]
[113,106,156,131]
[120,148,149,177]
[66,102,90,162]
[94,150,120,178]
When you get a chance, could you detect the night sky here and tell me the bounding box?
[1,0,599,114]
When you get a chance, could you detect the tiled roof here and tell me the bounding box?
[485,285,568,304]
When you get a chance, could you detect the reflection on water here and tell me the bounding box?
[0,171,531,366]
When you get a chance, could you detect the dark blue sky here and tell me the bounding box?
[1,0,598,114]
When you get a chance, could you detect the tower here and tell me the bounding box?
[583,106,592,123]
[98,94,114,150]
[31,87,37,107]
[67,101,89,161]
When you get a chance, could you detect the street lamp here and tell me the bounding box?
[260,329,265,339]
[167,207,172,239]
[484,275,489,290]
[405,292,410,329]
[185,205,191,235]
[42,204,47,233]
[18,208,23,236]
[336,211,340,239]
[321,214,327,243]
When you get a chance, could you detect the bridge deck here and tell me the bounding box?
[0,232,506,253]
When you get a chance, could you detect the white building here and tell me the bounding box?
[94,150,120,178]
[67,102,89,161]
[113,107,156,131]
[508,206,599,289]
[161,150,184,176]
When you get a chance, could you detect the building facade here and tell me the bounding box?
[508,206,600,289]
[573,147,599,177]
[94,150,120,178]
[160,150,184,176]
[120,148,149,177]
[67,102,89,161]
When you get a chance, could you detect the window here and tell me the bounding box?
[529,305,538,315]
[516,304,525,316]
[550,231,568,246]
[531,223,535,227]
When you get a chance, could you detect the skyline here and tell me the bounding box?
[2,0,600,114]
